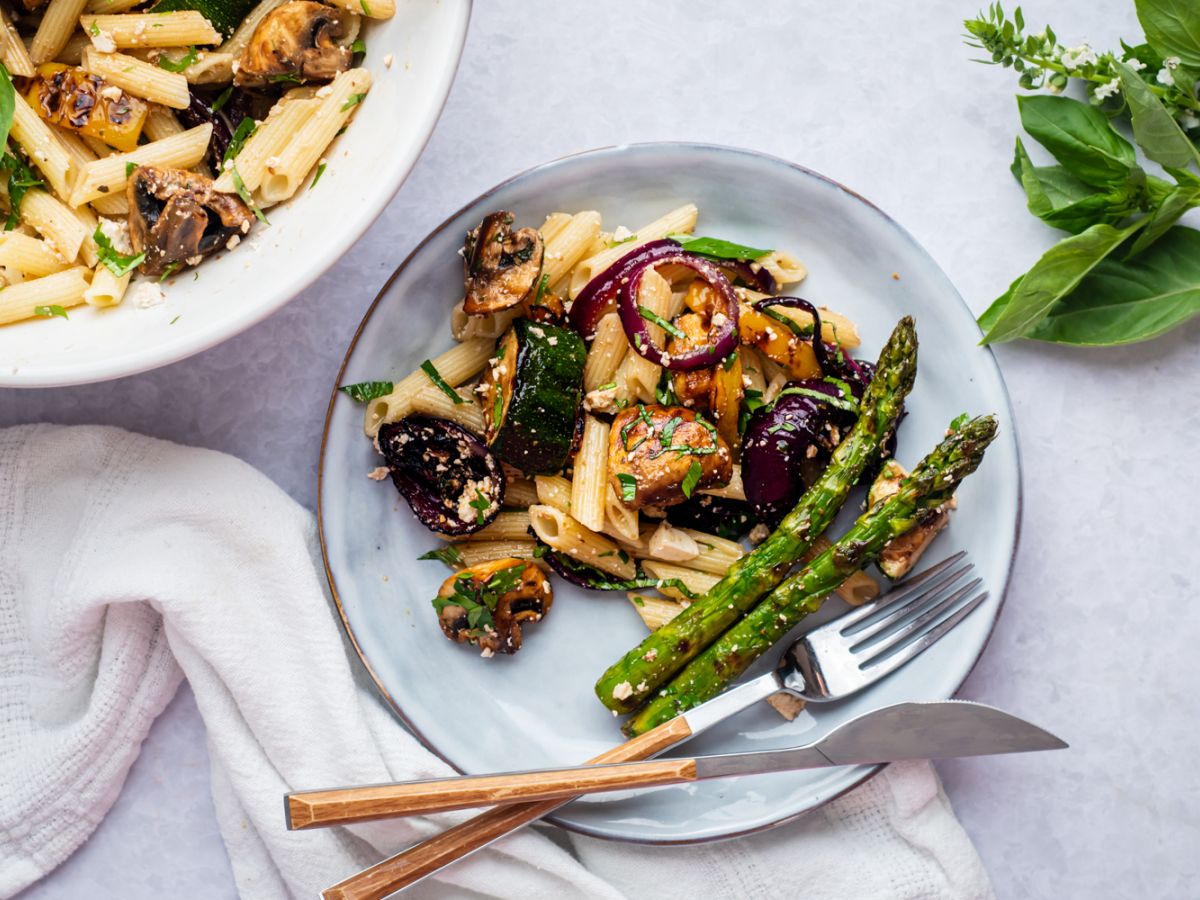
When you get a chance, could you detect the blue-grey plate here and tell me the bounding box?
[318,143,1020,844]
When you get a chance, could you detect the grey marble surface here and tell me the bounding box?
[5,0,1199,897]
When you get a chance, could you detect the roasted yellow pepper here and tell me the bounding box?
[25,64,147,153]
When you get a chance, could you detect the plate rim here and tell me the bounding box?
[316,141,1023,844]
[1,0,473,389]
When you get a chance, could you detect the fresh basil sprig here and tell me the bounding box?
[338,380,394,402]
[667,233,772,260]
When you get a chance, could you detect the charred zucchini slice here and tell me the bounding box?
[482,318,586,475]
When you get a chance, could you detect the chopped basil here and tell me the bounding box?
[491,387,503,426]
[34,304,68,319]
[595,381,617,392]
[534,272,550,303]
[773,385,858,415]
[418,545,464,567]
[359,0,370,13]
[654,369,678,405]
[338,380,394,402]
[157,46,198,72]
[667,233,771,260]
[681,459,703,498]
[617,473,637,503]
[211,86,233,113]
[158,261,180,281]
[340,92,366,112]
[88,21,100,36]
[310,161,327,189]
[949,412,970,432]
[468,489,491,525]
[125,161,138,177]
[93,225,146,277]
[169,315,180,324]
[419,359,464,404]
[1,151,44,229]
[722,350,739,371]
[229,165,268,225]
[267,73,303,84]
[223,117,258,164]
[351,38,366,56]
[637,305,685,339]
[0,62,13,156]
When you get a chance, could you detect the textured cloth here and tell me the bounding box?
[0,424,993,899]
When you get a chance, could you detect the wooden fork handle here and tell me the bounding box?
[319,716,693,900]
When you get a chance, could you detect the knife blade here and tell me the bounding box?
[287,701,1066,821]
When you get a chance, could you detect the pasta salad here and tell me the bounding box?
[0,0,390,325]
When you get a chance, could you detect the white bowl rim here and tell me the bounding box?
[317,140,1024,844]
[3,2,472,389]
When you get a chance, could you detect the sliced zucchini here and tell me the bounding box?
[483,318,586,475]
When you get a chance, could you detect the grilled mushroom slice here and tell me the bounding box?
[433,559,553,655]
[234,0,353,87]
[868,459,956,580]
[462,211,544,315]
[127,166,254,276]
[608,404,732,509]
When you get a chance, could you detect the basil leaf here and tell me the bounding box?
[1026,226,1200,345]
[680,459,702,499]
[34,304,68,319]
[1017,95,1138,188]
[977,275,1022,334]
[1114,60,1200,170]
[419,359,464,404]
[1127,186,1200,257]
[224,117,257,163]
[617,473,637,503]
[418,545,463,567]
[338,380,393,402]
[0,63,14,155]
[1135,0,1200,69]
[667,233,771,260]
[1011,138,1142,233]
[981,219,1149,344]
[157,46,198,72]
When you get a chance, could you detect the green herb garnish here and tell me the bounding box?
[722,350,739,371]
[1,151,44,229]
[158,262,181,281]
[418,545,464,567]
[681,459,703,498]
[338,380,394,402]
[617,473,637,503]
[230,165,268,225]
[310,161,327,189]
[157,46,198,72]
[223,117,258,164]
[340,92,366,112]
[34,304,68,319]
[93,225,146,277]
[351,38,366,56]
[637,305,685,339]
[667,233,771,260]
[211,85,233,113]
[0,62,14,156]
[949,412,970,432]
[419,359,464,404]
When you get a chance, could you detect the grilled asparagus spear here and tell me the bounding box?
[623,414,998,736]
[595,316,918,713]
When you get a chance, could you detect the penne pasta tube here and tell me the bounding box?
[758,250,808,286]
[569,203,698,298]
[602,484,640,544]
[450,511,532,543]
[528,504,635,580]
[582,313,626,392]
[364,337,493,436]
[141,104,185,141]
[537,212,573,244]
[618,267,670,401]
[82,265,130,306]
[542,210,600,288]
[213,98,321,193]
[80,12,222,50]
[87,0,147,11]
[0,266,91,325]
[450,541,548,571]
[258,68,370,204]
[82,48,190,108]
[502,476,539,509]
[570,415,609,532]
[0,5,35,76]
[30,0,89,64]
[10,93,76,201]
[534,474,572,515]
[19,189,89,262]
[53,31,92,65]
[677,528,745,574]
[323,0,394,19]
[639,561,721,601]
[450,302,519,342]
[180,50,234,84]
[68,124,212,206]
[0,233,69,277]
[699,464,745,501]
[56,131,128,216]
[407,383,486,435]
[627,593,688,631]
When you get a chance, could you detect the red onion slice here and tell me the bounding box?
[567,239,681,338]
[618,252,740,371]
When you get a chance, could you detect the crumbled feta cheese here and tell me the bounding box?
[748,524,770,545]
[98,217,132,255]
[225,235,241,250]
[612,681,633,701]
[612,224,634,242]
[265,155,281,170]
[127,280,165,309]
[367,466,389,481]
[99,85,123,101]
[643,649,658,662]
[480,647,494,658]
[93,32,116,53]
[383,53,394,68]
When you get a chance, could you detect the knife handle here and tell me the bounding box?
[316,716,693,900]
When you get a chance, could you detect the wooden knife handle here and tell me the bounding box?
[319,715,693,900]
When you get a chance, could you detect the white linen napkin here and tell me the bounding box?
[0,423,993,900]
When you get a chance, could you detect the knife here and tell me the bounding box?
[287,701,1066,826]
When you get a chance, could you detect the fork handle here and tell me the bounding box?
[318,716,693,900]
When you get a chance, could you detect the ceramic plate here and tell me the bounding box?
[0,1,470,388]
[319,143,1020,843]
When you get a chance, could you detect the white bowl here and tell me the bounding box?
[0,1,471,388]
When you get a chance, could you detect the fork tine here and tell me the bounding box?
[851,578,981,655]
[841,562,974,642]
[858,590,990,680]
[834,551,968,630]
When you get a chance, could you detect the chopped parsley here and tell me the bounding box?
[229,165,268,225]
[93,225,146,277]
[534,272,550,303]
[0,62,14,156]
[431,562,526,636]
[595,381,617,392]
[654,369,678,406]
[88,21,100,36]
[125,161,138,177]
[338,380,394,402]
[617,473,637,503]
[681,459,703,499]
[340,92,366,112]
[467,489,491,525]
[722,350,739,371]
[157,46,198,72]
[1,152,44,230]
[419,359,464,404]
[158,261,180,281]
[34,304,68,319]
[223,117,258,164]
[418,545,464,567]
[637,305,685,339]
[310,161,327,189]
[211,86,233,113]
[351,38,366,56]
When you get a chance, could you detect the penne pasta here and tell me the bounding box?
[82,265,130,306]
[699,464,745,501]
[451,511,532,543]
[19,189,90,262]
[450,301,519,342]
[570,415,609,532]
[568,203,698,298]
[141,104,185,141]
[758,249,808,286]
[0,233,69,277]
[537,211,573,244]
[213,97,321,194]
[627,593,688,631]
[56,131,128,216]
[602,485,640,544]
[407,383,486,435]
[0,266,91,324]
[82,48,190,108]
[639,561,721,601]
[618,267,670,401]
[323,0,394,19]
[80,13,223,49]
[10,93,76,202]
[541,210,600,288]
[528,504,635,580]
[676,528,745,574]
[86,0,148,12]
[257,67,370,204]
[68,123,212,206]
[53,31,92,65]
[364,337,493,437]
[450,540,549,571]
[502,476,539,509]
[180,50,234,84]
[534,475,572,515]
[582,312,626,392]
[0,5,35,76]
[30,0,89,64]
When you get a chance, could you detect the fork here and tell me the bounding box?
[301,551,983,899]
